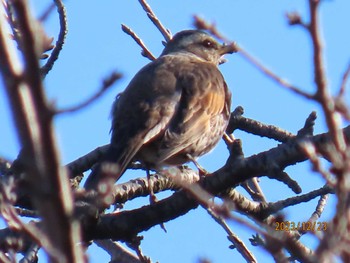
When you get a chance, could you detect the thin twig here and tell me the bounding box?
[308,0,346,152]
[19,244,40,263]
[138,0,172,41]
[166,168,270,259]
[259,185,333,219]
[206,208,257,263]
[241,178,267,203]
[40,0,68,76]
[94,240,141,263]
[5,0,55,61]
[0,177,49,260]
[226,106,295,143]
[194,15,230,43]
[334,63,350,120]
[121,24,156,61]
[286,12,308,29]
[238,47,315,100]
[301,141,335,186]
[15,208,39,218]
[126,237,151,263]
[222,188,260,214]
[0,252,12,263]
[193,16,315,100]
[287,4,347,155]
[227,209,315,263]
[297,111,317,138]
[55,72,122,114]
[300,194,328,236]
[164,165,270,255]
[38,2,56,21]
[3,0,21,48]
[267,170,302,194]
[338,62,350,97]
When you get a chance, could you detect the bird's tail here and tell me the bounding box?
[83,144,139,190]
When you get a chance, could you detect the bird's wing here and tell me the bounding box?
[105,56,183,175]
[155,61,231,163]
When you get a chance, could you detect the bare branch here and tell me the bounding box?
[0,1,84,261]
[94,240,141,263]
[55,71,122,114]
[267,170,301,194]
[259,185,333,219]
[338,62,350,97]
[241,178,267,203]
[286,11,308,29]
[66,145,109,176]
[297,111,317,138]
[301,141,335,185]
[206,208,258,263]
[193,15,231,43]
[15,207,39,218]
[138,0,172,41]
[238,46,315,100]
[227,106,295,143]
[334,63,350,120]
[85,126,350,241]
[223,188,260,213]
[121,24,156,61]
[193,16,315,100]
[19,244,40,263]
[126,236,151,263]
[298,194,329,237]
[38,2,56,21]
[308,0,346,152]
[40,0,68,76]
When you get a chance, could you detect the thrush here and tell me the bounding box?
[84,29,234,190]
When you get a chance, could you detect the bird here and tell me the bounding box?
[84,29,234,191]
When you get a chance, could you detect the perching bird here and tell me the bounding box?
[84,29,234,191]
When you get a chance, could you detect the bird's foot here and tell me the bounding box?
[186,154,208,177]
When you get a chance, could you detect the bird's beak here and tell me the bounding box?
[219,42,238,56]
[218,42,238,64]
[219,42,238,65]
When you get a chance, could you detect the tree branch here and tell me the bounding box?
[0,1,83,262]
[121,24,156,61]
[84,126,349,241]
[40,0,68,76]
[138,0,172,42]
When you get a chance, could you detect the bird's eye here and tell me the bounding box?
[201,39,215,48]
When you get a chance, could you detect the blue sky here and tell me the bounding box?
[0,0,349,262]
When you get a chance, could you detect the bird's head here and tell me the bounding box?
[161,30,236,65]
